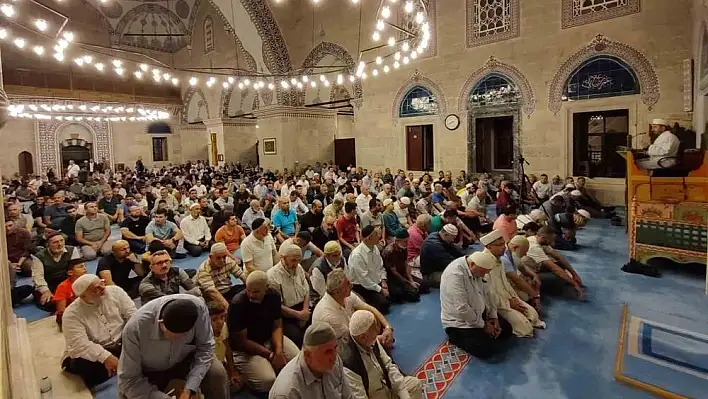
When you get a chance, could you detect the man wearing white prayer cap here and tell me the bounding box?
[340,310,423,399]
[269,323,355,399]
[516,209,547,231]
[439,252,513,359]
[636,118,680,170]
[419,223,465,288]
[394,196,413,228]
[61,273,137,388]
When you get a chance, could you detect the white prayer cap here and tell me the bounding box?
[189,203,200,210]
[467,251,497,270]
[465,183,474,188]
[383,198,393,207]
[651,118,669,126]
[479,229,504,246]
[570,190,582,197]
[529,209,546,222]
[349,310,375,336]
[577,209,591,219]
[72,274,100,297]
[509,235,529,247]
[565,184,576,189]
[442,224,458,236]
[210,242,228,254]
[400,197,411,205]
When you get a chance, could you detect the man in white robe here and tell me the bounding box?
[636,118,681,170]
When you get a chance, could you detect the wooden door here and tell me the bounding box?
[18,151,33,177]
[475,118,492,173]
[334,138,356,169]
[406,126,423,171]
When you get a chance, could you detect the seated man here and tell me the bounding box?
[479,230,544,338]
[53,258,87,326]
[461,188,493,235]
[271,197,298,243]
[58,205,82,246]
[241,218,279,274]
[120,205,150,254]
[228,271,300,393]
[313,269,394,350]
[97,240,145,298]
[636,118,681,170]
[310,241,347,304]
[419,224,466,288]
[98,189,124,224]
[312,215,340,253]
[336,202,360,255]
[440,252,513,360]
[194,243,245,307]
[214,212,246,253]
[342,310,423,399]
[269,323,353,398]
[492,204,518,242]
[75,201,114,261]
[241,200,265,232]
[393,196,413,228]
[62,274,136,388]
[207,301,244,393]
[32,232,82,312]
[300,199,324,232]
[180,203,212,257]
[5,219,33,277]
[281,230,323,272]
[382,230,430,303]
[501,235,543,309]
[347,226,390,314]
[44,191,71,231]
[118,295,229,399]
[525,224,585,299]
[382,199,405,240]
[145,208,184,257]
[267,244,311,347]
[139,249,201,304]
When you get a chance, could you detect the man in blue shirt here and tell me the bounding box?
[431,183,447,211]
[117,295,228,399]
[145,208,183,256]
[271,197,298,243]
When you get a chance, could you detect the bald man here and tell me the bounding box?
[96,240,145,297]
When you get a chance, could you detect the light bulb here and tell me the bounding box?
[74,58,85,66]
[222,82,229,89]
[372,69,379,76]
[394,52,401,60]
[404,1,413,13]
[171,78,179,85]
[268,83,275,90]
[403,56,409,64]
[302,75,309,82]
[33,46,44,56]
[238,83,244,90]
[388,37,396,47]
[228,77,235,84]
[337,74,343,84]
[358,61,365,70]
[140,64,149,72]
[290,78,297,85]
[394,61,400,68]
[54,53,65,61]
[422,22,430,32]
[206,80,214,87]
[415,11,424,24]
[35,19,48,32]
[310,81,316,88]
[383,65,390,73]
[258,81,265,88]
[281,80,289,89]
[162,73,170,80]
[13,38,25,49]
[57,39,68,49]
[112,59,122,68]
[411,51,418,59]
[376,56,382,65]
[253,81,259,89]
[372,31,380,41]
[296,82,303,89]
[402,42,409,51]
[189,77,198,86]
[349,75,355,82]
[376,20,384,30]
[115,67,124,76]
[319,75,326,82]
[0,29,7,39]
[1,4,14,17]
[134,71,143,79]
[381,6,391,19]
[361,72,367,80]
[323,80,330,87]
[82,55,92,64]
[243,78,250,85]
[351,0,358,3]
[62,31,74,42]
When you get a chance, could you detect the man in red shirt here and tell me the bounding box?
[495,182,516,216]
[54,258,87,327]
[406,214,431,278]
[336,202,360,257]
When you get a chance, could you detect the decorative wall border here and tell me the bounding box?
[561,0,641,29]
[35,120,112,174]
[299,41,363,108]
[182,87,211,123]
[391,69,448,126]
[466,0,520,48]
[547,34,660,115]
[457,56,536,117]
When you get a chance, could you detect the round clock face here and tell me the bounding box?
[445,114,460,130]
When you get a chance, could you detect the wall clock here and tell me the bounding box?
[445,114,460,130]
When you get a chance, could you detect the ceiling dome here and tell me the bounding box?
[115,4,189,52]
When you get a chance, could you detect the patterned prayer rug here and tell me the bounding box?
[413,340,471,399]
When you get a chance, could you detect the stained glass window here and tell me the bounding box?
[564,56,639,101]
[399,86,438,117]
[469,73,520,108]
[152,137,168,161]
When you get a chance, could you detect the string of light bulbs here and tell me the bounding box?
[8,102,171,122]
[0,0,432,96]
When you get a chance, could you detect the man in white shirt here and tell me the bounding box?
[376,184,393,202]
[355,185,373,216]
[67,160,80,178]
[637,118,681,170]
[61,274,136,388]
[346,225,390,314]
[525,225,585,299]
[296,175,310,195]
[180,203,212,257]
[191,179,207,197]
[241,200,266,231]
[440,251,513,360]
[288,191,309,217]
[240,218,279,274]
[532,174,552,202]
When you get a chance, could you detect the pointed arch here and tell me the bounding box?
[219,36,259,117]
[457,56,536,117]
[548,34,659,114]
[182,87,211,123]
[391,69,448,125]
[298,41,363,107]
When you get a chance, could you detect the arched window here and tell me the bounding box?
[204,17,214,54]
[147,122,172,134]
[469,73,520,108]
[399,86,438,117]
[564,56,639,101]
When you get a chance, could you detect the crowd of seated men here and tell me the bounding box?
[1,158,611,398]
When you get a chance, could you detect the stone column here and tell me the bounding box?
[203,118,226,167]
[222,119,258,165]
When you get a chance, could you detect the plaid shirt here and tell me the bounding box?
[194,257,244,294]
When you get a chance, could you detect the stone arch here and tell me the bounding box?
[548,34,660,115]
[299,41,363,107]
[457,56,536,117]
[391,69,448,125]
[220,37,259,117]
[182,87,211,123]
[36,120,112,174]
